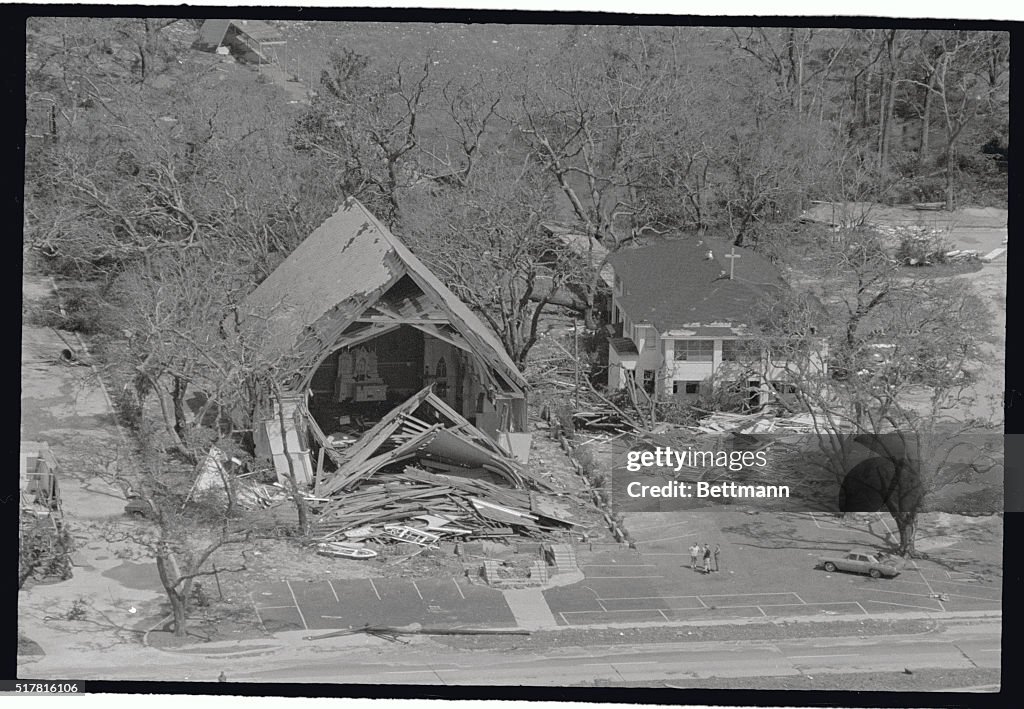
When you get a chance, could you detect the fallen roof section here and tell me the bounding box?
[240,197,527,393]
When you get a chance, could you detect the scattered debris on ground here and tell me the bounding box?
[692,409,820,434]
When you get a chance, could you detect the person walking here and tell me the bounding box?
[703,544,712,574]
[713,544,721,572]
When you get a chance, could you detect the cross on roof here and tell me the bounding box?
[724,247,741,280]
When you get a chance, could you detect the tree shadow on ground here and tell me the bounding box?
[719,514,893,553]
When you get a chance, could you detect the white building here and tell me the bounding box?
[606,237,825,407]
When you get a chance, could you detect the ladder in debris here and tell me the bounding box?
[382,525,440,547]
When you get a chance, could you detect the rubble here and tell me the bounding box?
[694,410,820,434]
[289,383,579,546]
[312,465,577,542]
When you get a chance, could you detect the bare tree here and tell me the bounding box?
[100,445,254,638]
[291,47,433,226]
[756,273,999,555]
[910,31,1008,209]
[406,156,587,367]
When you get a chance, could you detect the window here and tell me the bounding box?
[674,339,713,362]
[771,382,798,395]
[722,339,756,362]
[673,381,700,395]
[634,325,656,349]
[642,327,656,349]
[642,370,656,394]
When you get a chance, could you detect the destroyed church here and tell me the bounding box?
[238,198,558,536]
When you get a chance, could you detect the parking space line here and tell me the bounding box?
[560,609,669,616]
[285,580,309,631]
[327,579,339,603]
[754,603,816,608]
[411,580,423,600]
[628,520,693,533]
[597,599,609,612]
[696,596,709,609]
[866,587,942,600]
[559,612,569,625]
[854,601,869,615]
[583,564,657,567]
[792,592,807,605]
[635,533,698,544]
[255,605,302,610]
[790,653,861,659]
[636,552,689,556]
[864,599,942,612]
[925,577,998,589]
[658,609,669,622]
[911,561,945,609]
[700,592,800,598]
[452,578,465,600]
[881,577,932,587]
[865,587,997,603]
[249,593,267,631]
[368,578,382,601]
[892,577,995,602]
[808,512,830,529]
[586,575,665,579]
[597,595,701,601]
[693,603,797,610]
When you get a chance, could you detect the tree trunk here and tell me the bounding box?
[155,552,189,637]
[944,143,956,211]
[880,72,897,174]
[919,73,935,165]
[147,374,185,449]
[171,375,188,440]
[895,514,917,556]
[273,388,309,534]
[170,591,188,637]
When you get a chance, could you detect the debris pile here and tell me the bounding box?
[304,386,577,544]
[314,465,576,542]
[694,410,819,434]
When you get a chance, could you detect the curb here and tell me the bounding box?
[529,609,1001,632]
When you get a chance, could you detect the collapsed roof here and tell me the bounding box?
[239,197,526,394]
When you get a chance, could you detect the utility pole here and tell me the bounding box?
[725,247,741,280]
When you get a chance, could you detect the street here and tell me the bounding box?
[20,618,999,688]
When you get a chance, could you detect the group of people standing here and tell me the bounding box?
[689,542,720,573]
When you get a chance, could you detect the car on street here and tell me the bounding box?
[124,494,153,519]
[817,548,905,578]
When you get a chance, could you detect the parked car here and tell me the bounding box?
[124,494,152,519]
[817,548,905,578]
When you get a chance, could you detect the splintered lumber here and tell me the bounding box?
[310,464,574,539]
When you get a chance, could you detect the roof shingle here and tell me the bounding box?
[609,236,788,333]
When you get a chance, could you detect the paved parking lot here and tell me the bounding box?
[250,510,1000,632]
[250,577,516,632]
[544,510,1002,626]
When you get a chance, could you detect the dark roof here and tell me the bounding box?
[240,198,526,391]
[230,19,286,43]
[609,337,639,357]
[608,236,788,334]
[195,19,285,50]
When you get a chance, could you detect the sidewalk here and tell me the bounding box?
[20,276,166,670]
